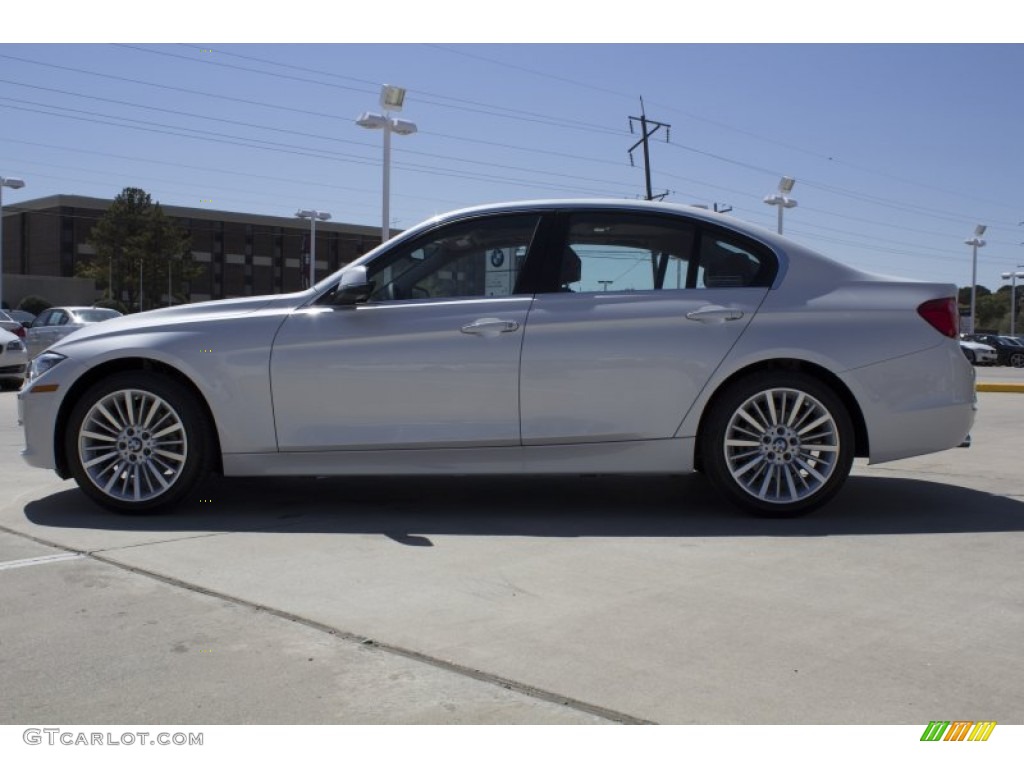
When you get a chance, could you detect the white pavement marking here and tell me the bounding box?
[0,552,84,571]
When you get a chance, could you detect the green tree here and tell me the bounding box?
[975,290,1009,332]
[77,187,198,312]
[17,295,52,316]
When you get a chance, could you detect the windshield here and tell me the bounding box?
[74,309,122,323]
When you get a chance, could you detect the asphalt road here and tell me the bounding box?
[1,382,1022,725]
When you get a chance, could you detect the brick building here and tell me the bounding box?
[0,195,385,308]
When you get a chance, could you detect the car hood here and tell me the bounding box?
[46,293,307,352]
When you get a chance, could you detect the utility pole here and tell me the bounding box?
[628,98,671,201]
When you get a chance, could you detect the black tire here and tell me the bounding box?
[963,348,976,364]
[65,371,212,514]
[1010,352,1024,369]
[700,371,855,518]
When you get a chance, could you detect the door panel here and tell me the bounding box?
[271,297,533,451]
[519,289,767,444]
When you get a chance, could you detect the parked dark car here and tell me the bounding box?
[963,334,1024,367]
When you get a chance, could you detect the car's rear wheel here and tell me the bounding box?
[701,372,855,518]
[65,372,211,513]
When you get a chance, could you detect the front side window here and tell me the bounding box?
[367,214,540,302]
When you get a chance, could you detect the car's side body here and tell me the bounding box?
[18,200,976,516]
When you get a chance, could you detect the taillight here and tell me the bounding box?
[13,326,25,339]
[917,297,959,338]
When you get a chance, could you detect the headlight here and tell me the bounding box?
[5,340,24,352]
[28,352,66,380]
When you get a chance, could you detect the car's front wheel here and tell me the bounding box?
[701,372,855,518]
[1010,351,1024,368]
[65,372,211,513]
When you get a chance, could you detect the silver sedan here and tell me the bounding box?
[18,200,976,517]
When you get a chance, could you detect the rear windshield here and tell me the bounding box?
[76,309,121,322]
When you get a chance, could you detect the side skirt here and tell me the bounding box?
[223,438,695,477]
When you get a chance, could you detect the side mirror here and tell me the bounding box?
[332,266,374,306]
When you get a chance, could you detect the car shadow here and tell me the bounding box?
[21,472,1024,540]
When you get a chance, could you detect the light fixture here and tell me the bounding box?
[380,85,406,112]
[763,176,797,234]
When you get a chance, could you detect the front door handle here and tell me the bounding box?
[685,305,744,324]
[461,318,521,337]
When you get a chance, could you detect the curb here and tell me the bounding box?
[977,382,1024,393]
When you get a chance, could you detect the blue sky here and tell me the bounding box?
[2,29,1023,292]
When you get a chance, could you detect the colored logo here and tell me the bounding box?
[920,721,996,741]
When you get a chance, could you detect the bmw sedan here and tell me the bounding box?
[18,200,976,517]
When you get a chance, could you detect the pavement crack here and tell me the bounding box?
[0,522,651,725]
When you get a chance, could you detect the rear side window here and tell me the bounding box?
[552,212,776,293]
[557,212,696,293]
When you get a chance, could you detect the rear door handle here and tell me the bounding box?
[461,318,521,337]
[685,305,744,324]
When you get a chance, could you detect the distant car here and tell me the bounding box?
[958,338,997,365]
[0,327,28,389]
[25,306,122,357]
[964,334,1024,368]
[18,199,976,518]
[0,309,26,339]
[8,309,36,328]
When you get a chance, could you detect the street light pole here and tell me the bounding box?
[295,210,331,289]
[0,175,26,310]
[964,225,986,335]
[763,176,797,235]
[1002,264,1024,336]
[357,85,417,243]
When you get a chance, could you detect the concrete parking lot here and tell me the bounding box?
[1,374,1022,725]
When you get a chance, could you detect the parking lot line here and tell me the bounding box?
[0,552,84,571]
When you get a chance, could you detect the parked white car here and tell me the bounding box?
[0,309,26,340]
[18,200,976,517]
[0,327,28,389]
[25,306,122,358]
[959,338,998,365]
